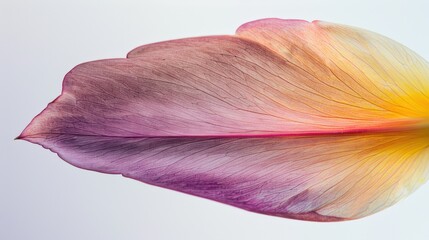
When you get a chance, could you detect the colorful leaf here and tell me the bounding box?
[19,19,429,221]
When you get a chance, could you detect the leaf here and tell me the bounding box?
[19,19,429,221]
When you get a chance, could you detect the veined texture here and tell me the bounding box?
[19,19,429,221]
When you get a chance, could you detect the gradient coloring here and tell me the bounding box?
[19,19,429,221]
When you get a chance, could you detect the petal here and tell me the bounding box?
[20,130,429,221]
[19,19,429,221]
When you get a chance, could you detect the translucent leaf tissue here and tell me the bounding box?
[18,18,429,221]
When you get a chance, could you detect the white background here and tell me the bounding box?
[2,0,429,239]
